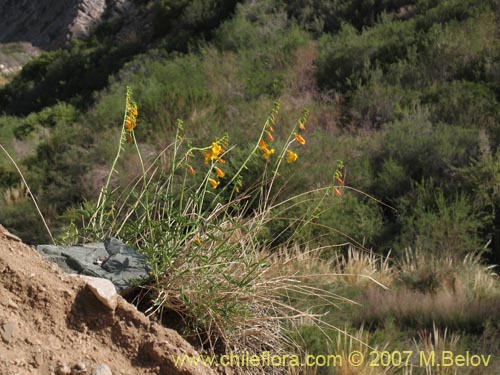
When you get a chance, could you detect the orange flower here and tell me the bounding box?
[217,157,226,164]
[214,166,225,178]
[262,146,275,159]
[188,165,195,175]
[124,102,138,132]
[336,176,344,185]
[194,236,202,245]
[286,150,298,163]
[209,178,220,189]
[298,121,306,131]
[266,132,275,142]
[334,188,342,196]
[259,139,267,149]
[295,134,306,145]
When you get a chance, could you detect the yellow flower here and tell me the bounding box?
[295,134,306,145]
[214,166,225,178]
[286,150,298,163]
[204,142,223,164]
[130,104,138,118]
[211,142,222,158]
[124,102,138,133]
[209,178,220,189]
[262,147,275,159]
[298,121,306,131]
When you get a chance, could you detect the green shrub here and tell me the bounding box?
[370,111,480,199]
[153,0,240,51]
[284,0,413,33]
[422,81,499,129]
[397,180,483,256]
[316,16,417,92]
[0,36,141,115]
[214,1,309,99]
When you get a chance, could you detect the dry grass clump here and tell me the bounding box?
[413,324,460,375]
[333,246,395,288]
[355,248,500,333]
[3,183,27,205]
[330,326,393,375]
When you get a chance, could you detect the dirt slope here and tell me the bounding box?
[0,225,215,375]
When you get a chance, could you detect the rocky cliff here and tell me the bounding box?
[0,0,132,49]
[0,0,136,76]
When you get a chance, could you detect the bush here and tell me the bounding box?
[214,1,309,99]
[284,0,414,34]
[316,16,417,93]
[370,111,480,199]
[422,81,499,131]
[0,36,141,115]
[153,0,240,51]
[397,180,484,256]
[68,89,343,360]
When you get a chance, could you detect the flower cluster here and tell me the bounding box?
[333,160,345,196]
[286,108,309,163]
[125,101,138,133]
[203,140,227,189]
[258,103,279,160]
[258,139,275,159]
[204,142,223,164]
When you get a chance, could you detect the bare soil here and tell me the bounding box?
[0,225,214,375]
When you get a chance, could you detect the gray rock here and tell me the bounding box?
[36,238,149,293]
[0,0,142,50]
[92,364,112,375]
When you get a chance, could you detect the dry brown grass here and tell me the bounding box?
[330,326,393,375]
[356,250,500,332]
[329,246,395,288]
[413,324,460,375]
[3,183,27,205]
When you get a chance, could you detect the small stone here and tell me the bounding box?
[92,364,112,375]
[72,362,87,374]
[1,320,18,344]
[73,275,118,310]
[7,299,19,309]
[55,363,71,375]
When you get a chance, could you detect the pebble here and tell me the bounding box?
[55,363,71,375]
[92,363,112,375]
[1,320,18,344]
[7,299,19,310]
[71,362,87,374]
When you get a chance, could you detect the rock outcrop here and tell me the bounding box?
[0,0,138,75]
[0,0,131,49]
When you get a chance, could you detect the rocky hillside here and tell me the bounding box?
[0,0,137,75]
